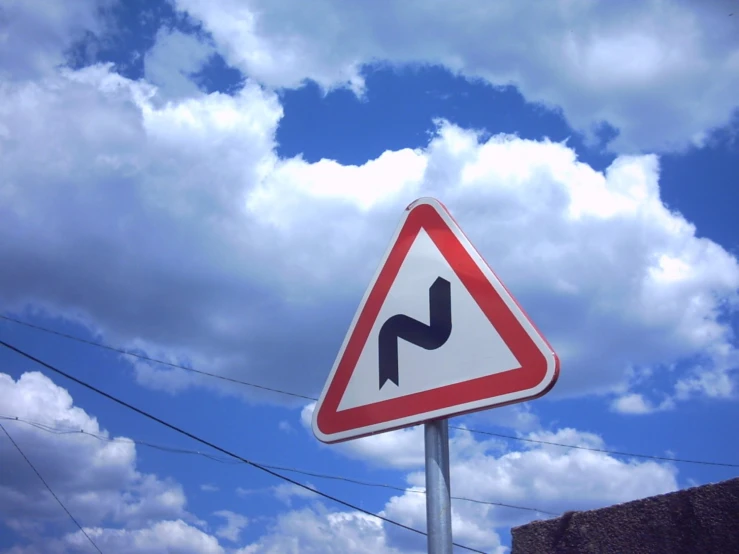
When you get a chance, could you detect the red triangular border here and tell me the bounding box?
[314,199,558,442]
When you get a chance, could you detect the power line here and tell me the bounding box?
[4,315,738,470]
[449,426,739,469]
[0,423,103,554]
[0,315,314,401]
[0,340,486,554]
[0,415,558,517]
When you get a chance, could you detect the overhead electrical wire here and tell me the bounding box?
[0,423,104,554]
[447,425,739,469]
[0,415,559,516]
[0,315,314,401]
[3,315,738,469]
[0,340,487,554]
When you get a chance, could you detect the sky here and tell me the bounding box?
[0,0,738,552]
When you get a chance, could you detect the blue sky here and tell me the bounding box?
[0,1,738,553]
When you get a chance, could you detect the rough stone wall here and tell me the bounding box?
[510,477,739,554]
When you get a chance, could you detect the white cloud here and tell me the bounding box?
[236,506,420,554]
[244,421,677,554]
[306,409,679,525]
[296,399,678,549]
[0,370,678,554]
[235,487,260,498]
[173,0,739,152]
[0,372,196,536]
[144,28,215,100]
[213,510,248,542]
[611,393,675,415]
[378,426,677,553]
[674,344,739,400]
[0,0,110,81]
[300,403,426,469]
[1,47,737,408]
[4,519,226,554]
[201,484,219,492]
[611,393,654,414]
[272,482,317,506]
[448,427,678,517]
[462,404,541,433]
[2,5,731,554]
[382,491,503,554]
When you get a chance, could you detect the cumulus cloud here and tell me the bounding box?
[446,427,677,519]
[2,5,730,554]
[0,0,111,81]
[0,372,506,554]
[0,372,196,536]
[0,60,736,409]
[675,346,739,400]
[237,506,419,554]
[213,510,248,542]
[300,403,425,468]
[1,2,737,410]
[299,402,679,533]
[464,403,541,433]
[378,426,677,553]
[272,482,318,506]
[144,27,215,99]
[246,415,679,554]
[3,519,226,554]
[173,0,739,152]
[610,392,674,415]
[301,402,508,470]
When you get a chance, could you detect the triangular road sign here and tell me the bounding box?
[312,197,559,443]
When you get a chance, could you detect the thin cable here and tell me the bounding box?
[0,315,314,401]
[0,416,242,465]
[0,424,103,554]
[4,315,737,470]
[0,415,558,517]
[0,340,485,554]
[449,426,739,469]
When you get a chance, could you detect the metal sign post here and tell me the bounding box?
[425,418,453,554]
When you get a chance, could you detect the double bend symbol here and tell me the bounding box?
[378,277,453,389]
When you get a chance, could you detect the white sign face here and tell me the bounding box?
[312,197,559,444]
[337,228,521,411]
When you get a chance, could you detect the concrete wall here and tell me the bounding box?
[511,477,739,554]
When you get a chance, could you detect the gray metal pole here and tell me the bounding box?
[425,418,453,554]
